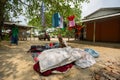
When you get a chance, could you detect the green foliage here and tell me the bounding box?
[1,0,89,31]
[26,0,89,29]
[4,0,23,20]
[28,17,41,28]
[2,34,10,41]
[52,27,75,38]
[2,0,89,25]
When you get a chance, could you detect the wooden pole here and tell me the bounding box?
[93,21,96,42]
[30,28,32,40]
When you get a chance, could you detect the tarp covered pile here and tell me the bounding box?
[28,45,97,76]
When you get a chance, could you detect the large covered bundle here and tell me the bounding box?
[37,47,96,73]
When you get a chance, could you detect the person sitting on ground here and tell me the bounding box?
[57,34,68,48]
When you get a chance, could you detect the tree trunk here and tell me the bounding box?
[0,0,7,40]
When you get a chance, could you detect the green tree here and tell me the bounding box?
[0,0,25,40]
[27,0,89,37]
[0,0,7,40]
[27,0,89,28]
[0,0,89,40]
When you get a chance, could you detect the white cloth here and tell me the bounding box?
[37,47,96,72]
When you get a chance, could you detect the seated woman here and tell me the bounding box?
[57,34,68,48]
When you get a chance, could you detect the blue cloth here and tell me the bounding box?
[11,35,18,45]
[84,48,99,58]
[53,42,60,48]
[52,12,61,27]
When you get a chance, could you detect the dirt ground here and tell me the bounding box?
[0,38,120,80]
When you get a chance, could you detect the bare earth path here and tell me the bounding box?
[0,39,120,80]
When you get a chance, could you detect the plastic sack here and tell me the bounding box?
[37,47,75,72]
[37,47,96,72]
[75,51,96,68]
[84,48,99,58]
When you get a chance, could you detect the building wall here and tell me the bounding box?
[85,16,120,42]
[86,22,94,41]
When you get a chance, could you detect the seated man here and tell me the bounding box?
[57,34,67,48]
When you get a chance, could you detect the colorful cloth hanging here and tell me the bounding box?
[61,22,67,31]
[59,17,63,28]
[52,12,61,27]
[67,15,75,27]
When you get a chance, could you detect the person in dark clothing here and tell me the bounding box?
[74,24,82,40]
[44,32,50,41]
[79,27,84,40]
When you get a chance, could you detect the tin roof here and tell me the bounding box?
[82,7,120,22]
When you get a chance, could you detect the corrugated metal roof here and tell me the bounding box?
[4,22,34,28]
[82,7,120,22]
[82,13,120,22]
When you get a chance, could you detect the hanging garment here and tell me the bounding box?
[69,20,75,27]
[61,22,67,31]
[59,17,63,28]
[67,15,75,21]
[67,15,75,27]
[52,12,61,27]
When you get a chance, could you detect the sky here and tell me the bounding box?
[81,0,120,18]
[18,0,120,25]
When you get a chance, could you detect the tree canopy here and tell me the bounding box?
[27,0,89,28]
[0,0,89,40]
[2,0,89,26]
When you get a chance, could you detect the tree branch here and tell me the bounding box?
[19,0,29,6]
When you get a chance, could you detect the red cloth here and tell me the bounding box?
[67,15,75,21]
[34,57,39,62]
[54,63,73,72]
[33,62,40,73]
[49,43,53,47]
[33,62,52,76]
[67,15,75,27]
[33,62,73,76]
